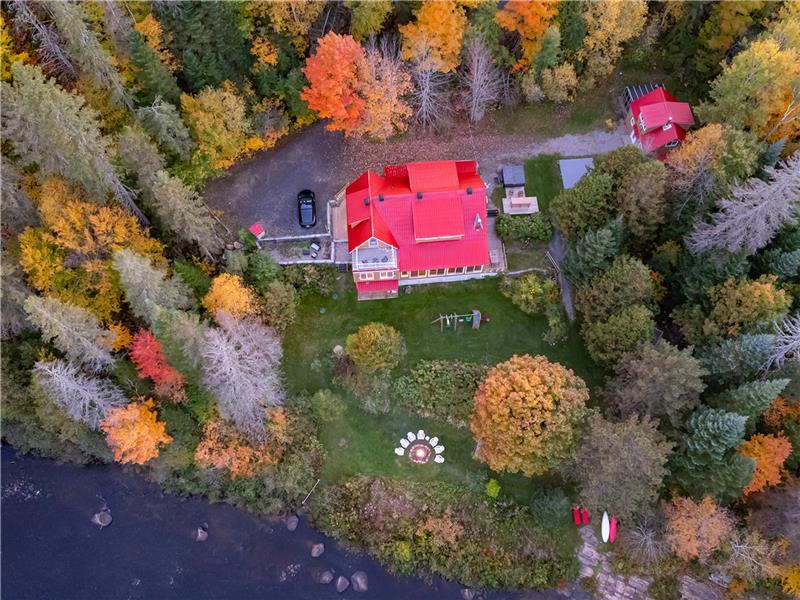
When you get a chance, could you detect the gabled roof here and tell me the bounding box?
[344,160,490,271]
[411,195,465,241]
[406,161,460,192]
[629,87,694,153]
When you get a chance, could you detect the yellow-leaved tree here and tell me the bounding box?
[578,0,647,87]
[470,354,589,476]
[18,178,165,323]
[247,0,325,54]
[101,399,172,464]
[202,273,260,319]
[181,82,253,170]
[400,0,468,73]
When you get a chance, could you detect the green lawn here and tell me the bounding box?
[283,278,601,503]
[524,154,563,215]
[284,277,599,395]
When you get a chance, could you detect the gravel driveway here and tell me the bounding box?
[204,121,628,237]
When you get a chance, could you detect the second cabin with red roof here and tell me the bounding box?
[343,160,492,301]
[623,84,694,160]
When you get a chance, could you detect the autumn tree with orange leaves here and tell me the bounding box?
[101,399,172,464]
[664,495,734,563]
[194,418,283,478]
[302,33,367,134]
[495,0,558,71]
[471,354,588,476]
[739,433,793,495]
[301,32,411,139]
[400,1,468,73]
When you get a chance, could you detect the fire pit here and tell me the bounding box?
[394,430,445,464]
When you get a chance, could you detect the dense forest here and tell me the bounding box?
[1,1,799,599]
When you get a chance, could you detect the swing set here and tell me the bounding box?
[430,309,486,331]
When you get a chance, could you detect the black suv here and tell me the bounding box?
[297,189,316,228]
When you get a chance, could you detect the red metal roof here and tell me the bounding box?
[629,87,693,156]
[356,279,399,293]
[411,194,465,241]
[249,223,265,237]
[344,160,490,272]
[406,161,460,192]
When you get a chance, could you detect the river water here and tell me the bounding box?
[1,446,578,600]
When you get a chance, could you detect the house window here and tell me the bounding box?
[665,139,680,148]
[368,238,379,247]
[661,122,673,131]
[415,270,426,277]
[629,116,635,127]
[400,271,411,279]
[446,267,464,275]
[379,271,393,279]
[465,265,484,274]
[429,268,445,276]
[359,272,375,281]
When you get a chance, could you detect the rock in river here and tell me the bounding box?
[351,570,368,592]
[194,527,208,542]
[318,569,334,584]
[91,510,112,528]
[285,514,299,531]
[311,543,325,558]
[335,576,350,593]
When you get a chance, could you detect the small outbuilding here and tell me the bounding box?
[500,164,538,215]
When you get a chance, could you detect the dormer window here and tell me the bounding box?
[369,238,379,247]
[638,115,646,132]
[662,121,673,131]
[665,139,680,148]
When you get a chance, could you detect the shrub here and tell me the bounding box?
[575,255,654,324]
[345,322,406,375]
[393,360,488,427]
[311,476,580,589]
[499,273,559,315]
[495,212,552,243]
[485,478,501,499]
[530,487,571,531]
[309,389,346,424]
[281,264,336,297]
[540,63,578,103]
[260,280,298,334]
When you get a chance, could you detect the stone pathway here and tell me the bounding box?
[576,526,653,600]
[575,526,730,600]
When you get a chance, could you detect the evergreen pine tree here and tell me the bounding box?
[23,296,117,373]
[149,172,224,259]
[696,334,775,388]
[670,406,754,503]
[155,1,252,93]
[2,63,147,224]
[112,249,196,325]
[48,0,129,106]
[710,379,790,433]
[758,248,800,282]
[562,219,624,288]
[128,30,181,106]
[135,99,196,161]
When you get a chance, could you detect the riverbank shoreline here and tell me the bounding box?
[2,446,583,600]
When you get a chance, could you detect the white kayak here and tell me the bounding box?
[601,511,610,543]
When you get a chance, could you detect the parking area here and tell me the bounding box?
[203,123,345,239]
